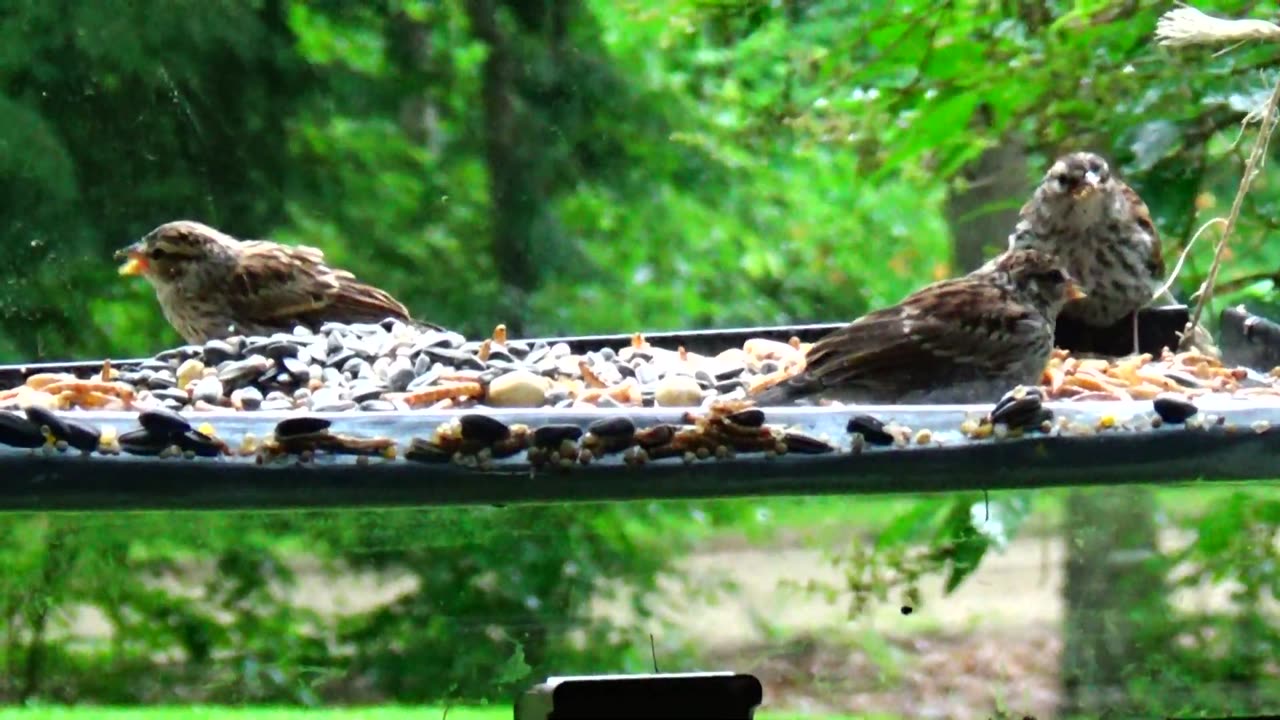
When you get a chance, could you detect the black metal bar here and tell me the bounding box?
[0,399,1275,513]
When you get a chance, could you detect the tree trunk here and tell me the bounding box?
[1059,487,1169,717]
[943,134,1029,273]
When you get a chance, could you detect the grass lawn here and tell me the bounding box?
[0,707,890,720]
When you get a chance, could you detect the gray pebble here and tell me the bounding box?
[260,398,296,411]
[359,399,397,412]
[151,388,190,405]
[322,367,345,388]
[635,363,661,385]
[386,358,416,392]
[525,345,550,365]
[219,356,271,387]
[413,353,432,376]
[310,387,356,412]
[148,370,177,390]
[192,375,224,405]
[282,356,311,383]
[234,386,264,410]
[350,382,385,403]
[293,387,312,402]
[202,340,237,365]
[549,342,572,359]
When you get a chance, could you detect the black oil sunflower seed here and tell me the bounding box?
[782,432,836,455]
[587,416,636,440]
[274,416,332,439]
[988,386,1050,430]
[404,438,453,464]
[117,428,171,456]
[177,430,223,457]
[138,407,192,438]
[635,424,678,450]
[25,407,102,452]
[459,414,511,444]
[532,424,584,449]
[0,412,47,449]
[726,408,765,428]
[846,414,894,446]
[1153,393,1198,424]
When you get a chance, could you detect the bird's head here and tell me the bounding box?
[1039,151,1114,202]
[116,221,236,285]
[989,248,1086,318]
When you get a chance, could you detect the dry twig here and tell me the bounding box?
[1154,5,1280,350]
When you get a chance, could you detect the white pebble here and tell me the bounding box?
[487,370,551,408]
[654,375,703,407]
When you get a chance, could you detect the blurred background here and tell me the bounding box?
[0,1,1278,718]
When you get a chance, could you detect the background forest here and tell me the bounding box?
[1,1,1279,719]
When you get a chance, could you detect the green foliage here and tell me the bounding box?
[0,0,1279,713]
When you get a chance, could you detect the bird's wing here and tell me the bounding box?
[1121,183,1166,281]
[799,278,1037,391]
[226,242,414,327]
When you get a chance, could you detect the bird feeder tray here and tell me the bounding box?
[0,306,1274,514]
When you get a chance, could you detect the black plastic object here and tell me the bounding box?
[1219,305,1280,373]
[514,672,763,720]
[1052,305,1189,357]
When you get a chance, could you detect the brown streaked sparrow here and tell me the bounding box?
[752,248,1084,405]
[1008,151,1176,353]
[116,220,441,344]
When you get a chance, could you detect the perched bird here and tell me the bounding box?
[752,248,1084,406]
[1008,151,1172,352]
[116,220,441,344]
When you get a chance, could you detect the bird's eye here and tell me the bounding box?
[149,247,169,260]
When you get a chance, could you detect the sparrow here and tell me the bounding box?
[1008,151,1173,353]
[116,220,442,344]
[752,248,1084,406]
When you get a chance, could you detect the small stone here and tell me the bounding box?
[359,399,397,412]
[148,370,177,390]
[322,367,345,388]
[307,341,329,363]
[635,363,662,385]
[549,342,572,358]
[176,359,206,390]
[413,353,432,376]
[192,375,224,405]
[151,388,190,405]
[293,387,312,402]
[654,375,703,407]
[218,355,271,387]
[310,386,356,412]
[232,386,263,410]
[260,398,296,411]
[486,370,552,408]
[281,356,311,383]
[202,340,237,365]
[349,382,385,403]
[386,358,416,392]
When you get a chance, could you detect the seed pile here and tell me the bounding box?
[0,321,810,413]
[1,321,1279,415]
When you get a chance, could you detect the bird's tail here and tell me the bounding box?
[751,374,819,406]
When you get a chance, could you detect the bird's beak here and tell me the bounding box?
[1071,171,1102,199]
[1065,280,1087,301]
[115,243,148,277]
